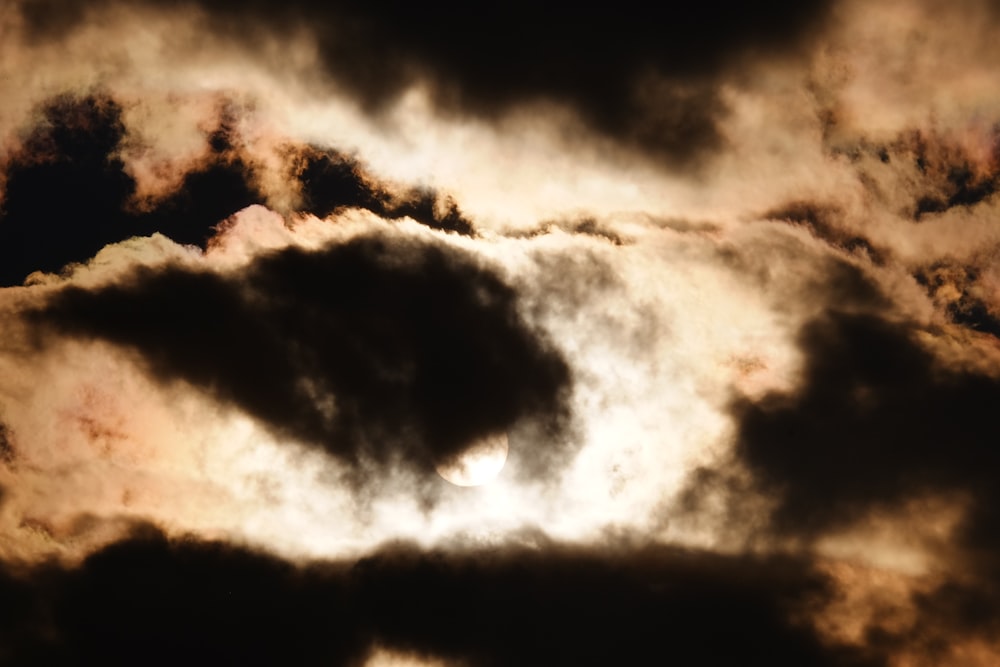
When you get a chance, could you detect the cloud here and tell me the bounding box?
[729,311,1000,534]
[8,1,1000,663]
[290,145,476,236]
[679,307,1000,660]
[27,231,572,482]
[13,0,837,165]
[0,526,878,667]
[0,93,264,286]
[0,92,486,286]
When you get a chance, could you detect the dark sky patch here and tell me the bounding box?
[16,0,836,165]
[27,234,571,480]
[0,527,880,667]
[0,93,265,286]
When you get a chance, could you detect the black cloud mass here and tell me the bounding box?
[0,94,476,287]
[681,308,1000,661]
[700,310,1000,550]
[0,528,877,667]
[28,235,572,478]
[17,0,835,164]
[0,94,265,286]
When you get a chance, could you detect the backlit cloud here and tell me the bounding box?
[4,1,1000,664]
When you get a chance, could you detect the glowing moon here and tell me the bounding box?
[435,432,510,487]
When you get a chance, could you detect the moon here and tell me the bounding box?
[435,432,510,487]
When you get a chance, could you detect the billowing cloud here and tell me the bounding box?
[27,231,572,482]
[0,94,263,286]
[0,527,877,667]
[0,93,479,287]
[5,0,1000,665]
[14,0,837,165]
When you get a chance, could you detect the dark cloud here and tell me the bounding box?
[28,234,572,480]
[763,201,887,265]
[291,146,388,219]
[0,93,264,286]
[16,0,836,165]
[679,308,1000,655]
[383,189,476,237]
[505,217,630,245]
[689,311,1000,538]
[352,539,873,667]
[913,164,1000,219]
[0,527,879,666]
[827,128,1000,220]
[0,94,137,285]
[0,94,483,286]
[915,263,1000,339]
[0,419,14,465]
[291,146,476,236]
[711,234,888,318]
[865,576,1000,666]
[900,129,1000,220]
[1,526,361,666]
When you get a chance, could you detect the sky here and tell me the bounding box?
[2,0,1000,664]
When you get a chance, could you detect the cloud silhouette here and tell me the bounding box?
[15,0,836,164]
[0,527,878,667]
[28,233,572,480]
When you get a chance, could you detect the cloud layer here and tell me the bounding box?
[5,0,1000,665]
[0,527,876,667]
[16,0,837,164]
[29,232,572,481]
